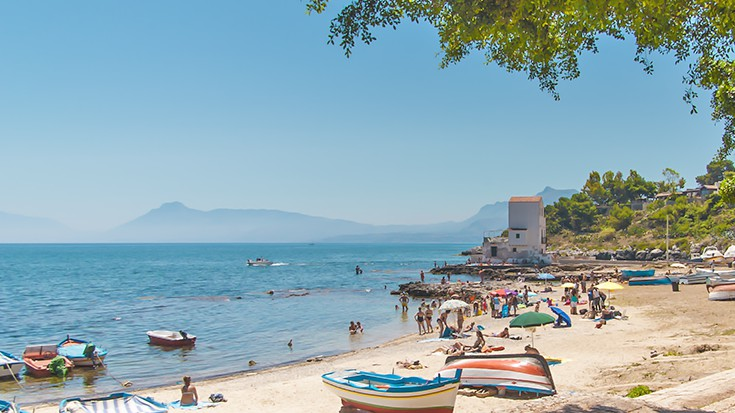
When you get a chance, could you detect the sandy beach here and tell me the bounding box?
[27,275,735,413]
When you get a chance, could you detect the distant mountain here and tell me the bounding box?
[0,187,578,243]
[0,211,74,243]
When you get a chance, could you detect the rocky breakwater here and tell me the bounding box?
[595,245,688,261]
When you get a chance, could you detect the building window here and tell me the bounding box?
[491,246,497,257]
[515,234,520,239]
[512,248,517,252]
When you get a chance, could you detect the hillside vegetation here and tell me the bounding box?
[546,160,735,254]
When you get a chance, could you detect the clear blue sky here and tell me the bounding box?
[0,1,725,231]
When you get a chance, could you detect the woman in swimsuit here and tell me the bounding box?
[180,376,199,406]
[414,308,426,335]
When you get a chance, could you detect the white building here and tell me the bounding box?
[482,196,550,265]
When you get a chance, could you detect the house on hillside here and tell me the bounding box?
[481,196,551,266]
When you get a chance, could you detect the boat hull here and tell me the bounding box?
[0,351,24,380]
[708,281,735,301]
[628,276,672,286]
[437,354,555,396]
[60,392,168,413]
[57,337,108,367]
[621,269,655,279]
[147,330,197,347]
[247,259,273,266]
[22,344,73,378]
[322,370,461,413]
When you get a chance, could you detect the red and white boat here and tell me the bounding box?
[436,354,555,396]
[146,330,197,347]
[22,344,74,378]
[707,277,735,301]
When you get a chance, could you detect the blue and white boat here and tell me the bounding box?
[58,336,108,367]
[322,369,462,413]
[59,393,168,413]
[621,269,655,279]
[0,399,27,413]
[0,351,24,380]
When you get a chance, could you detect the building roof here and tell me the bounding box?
[509,196,543,203]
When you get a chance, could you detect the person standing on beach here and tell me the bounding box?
[414,307,426,335]
[438,310,450,335]
[424,306,434,333]
[456,309,464,333]
[420,270,425,283]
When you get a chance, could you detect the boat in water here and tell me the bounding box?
[620,269,655,279]
[147,330,197,347]
[247,258,273,266]
[59,392,169,413]
[22,344,74,378]
[322,369,462,413]
[436,353,555,396]
[628,276,673,286]
[57,336,108,367]
[0,350,24,380]
[706,277,735,301]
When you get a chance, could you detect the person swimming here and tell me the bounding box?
[180,375,198,406]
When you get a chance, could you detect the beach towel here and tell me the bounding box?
[439,327,453,339]
[501,305,509,318]
[169,401,215,410]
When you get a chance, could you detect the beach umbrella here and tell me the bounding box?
[549,306,571,327]
[560,282,576,288]
[595,281,624,299]
[438,299,470,311]
[537,273,555,280]
[509,312,555,346]
[493,289,507,297]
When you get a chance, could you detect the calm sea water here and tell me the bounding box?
[0,243,474,404]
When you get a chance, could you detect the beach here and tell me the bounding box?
[26,275,735,413]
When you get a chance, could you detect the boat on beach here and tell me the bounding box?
[57,336,108,367]
[0,399,27,413]
[147,330,197,347]
[628,276,673,286]
[59,392,169,413]
[706,277,735,301]
[620,269,655,279]
[680,269,735,285]
[436,353,555,396]
[247,258,273,266]
[0,350,24,380]
[701,246,725,263]
[22,344,74,378]
[322,369,462,413]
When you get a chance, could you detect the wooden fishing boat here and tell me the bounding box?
[147,330,197,347]
[322,369,462,413]
[706,277,735,301]
[0,399,27,413]
[628,276,672,286]
[436,354,555,396]
[620,269,655,279]
[59,392,169,413]
[22,344,74,378]
[57,336,108,367]
[0,350,24,380]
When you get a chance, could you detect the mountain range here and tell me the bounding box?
[0,187,576,243]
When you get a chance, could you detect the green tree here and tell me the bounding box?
[582,171,611,205]
[624,170,657,201]
[659,168,686,193]
[608,204,635,230]
[307,1,735,156]
[602,171,626,203]
[696,159,735,186]
[546,193,599,233]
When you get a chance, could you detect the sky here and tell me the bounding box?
[0,1,726,232]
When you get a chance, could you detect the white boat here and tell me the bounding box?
[706,277,735,301]
[247,258,273,266]
[680,269,735,285]
[0,350,24,380]
[724,245,735,263]
[701,246,725,262]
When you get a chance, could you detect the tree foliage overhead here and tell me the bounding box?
[306,0,735,156]
[581,169,657,205]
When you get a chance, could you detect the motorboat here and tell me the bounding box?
[701,246,725,262]
[690,252,703,262]
[620,269,655,279]
[22,344,74,378]
[322,369,462,413]
[57,336,108,367]
[680,269,735,285]
[0,350,24,380]
[706,277,735,301]
[60,393,169,413]
[147,330,197,347]
[247,258,273,266]
[437,353,555,396]
[0,399,27,413]
[724,245,735,263]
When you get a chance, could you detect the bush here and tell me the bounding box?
[626,385,652,398]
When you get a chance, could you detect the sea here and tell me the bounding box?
[0,243,475,404]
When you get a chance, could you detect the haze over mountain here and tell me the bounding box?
[0,187,576,243]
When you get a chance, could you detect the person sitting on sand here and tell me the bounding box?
[492,327,510,338]
[464,321,476,332]
[463,330,485,352]
[180,376,199,407]
[524,344,540,355]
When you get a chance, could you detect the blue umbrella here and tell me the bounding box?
[537,273,555,280]
[550,305,571,327]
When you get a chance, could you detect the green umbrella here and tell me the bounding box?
[509,312,556,346]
